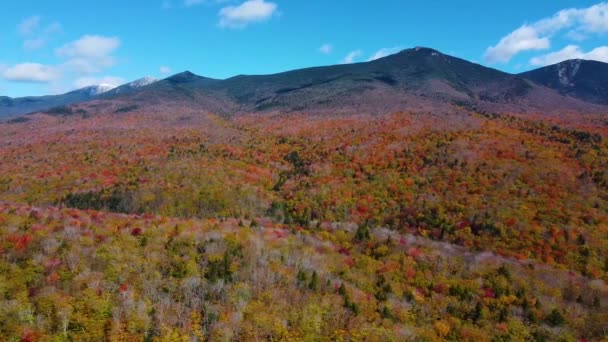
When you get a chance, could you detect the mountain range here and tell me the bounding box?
[0,77,158,118]
[1,47,607,118]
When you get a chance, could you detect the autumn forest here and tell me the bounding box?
[0,96,606,341]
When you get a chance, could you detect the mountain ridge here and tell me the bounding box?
[519,59,608,105]
[105,47,606,116]
[0,77,161,118]
[2,48,608,118]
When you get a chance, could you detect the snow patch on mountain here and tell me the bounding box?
[81,84,117,96]
[127,77,158,88]
[557,59,581,87]
[108,77,159,95]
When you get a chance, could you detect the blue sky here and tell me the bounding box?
[1,0,607,97]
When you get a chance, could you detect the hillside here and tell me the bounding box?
[4,0,608,338]
[0,100,606,339]
[520,59,608,105]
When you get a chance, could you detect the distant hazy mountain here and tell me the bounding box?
[520,59,608,105]
[0,85,114,118]
[0,77,158,118]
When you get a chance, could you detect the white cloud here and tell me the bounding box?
[4,32,123,92]
[160,66,172,75]
[530,45,608,66]
[530,45,580,66]
[368,47,402,61]
[484,2,608,63]
[56,35,120,59]
[341,50,362,64]
[1,63,61,83]
[73,76,126,89]
[484,26,550,63]
[18,17,61,51]
[566,30,587,41]
[575,2,608,32]
[219,0,278,28]
[56,35,121,74]
[584,46,608,61]
[319,44,333,54]
[18,16,41,36]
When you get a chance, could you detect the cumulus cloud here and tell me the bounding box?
[56,35,120,59]
[319,44,333,54]
[3,34,124,89]
[341,50,363,64]
[575,2,608,32]
[4,28,123,91]
[484,26,550,64]
[73,76,126,89]
[219,0,278,28]
[1,63,61,83]
[565,30,587,42]
[530,45,608,66]
[484,2,608,63]
[160,66,172,75]
[368,47,402,61]
[56,35,121,74]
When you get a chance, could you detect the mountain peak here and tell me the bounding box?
[408,46,443,56]
[521,58,608,105]
[128,77,158,88]
[166,71,203,84]
[79,84,117,96]
[555,58,586,64]
[413,46,439,52]
[379,47,446,61]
